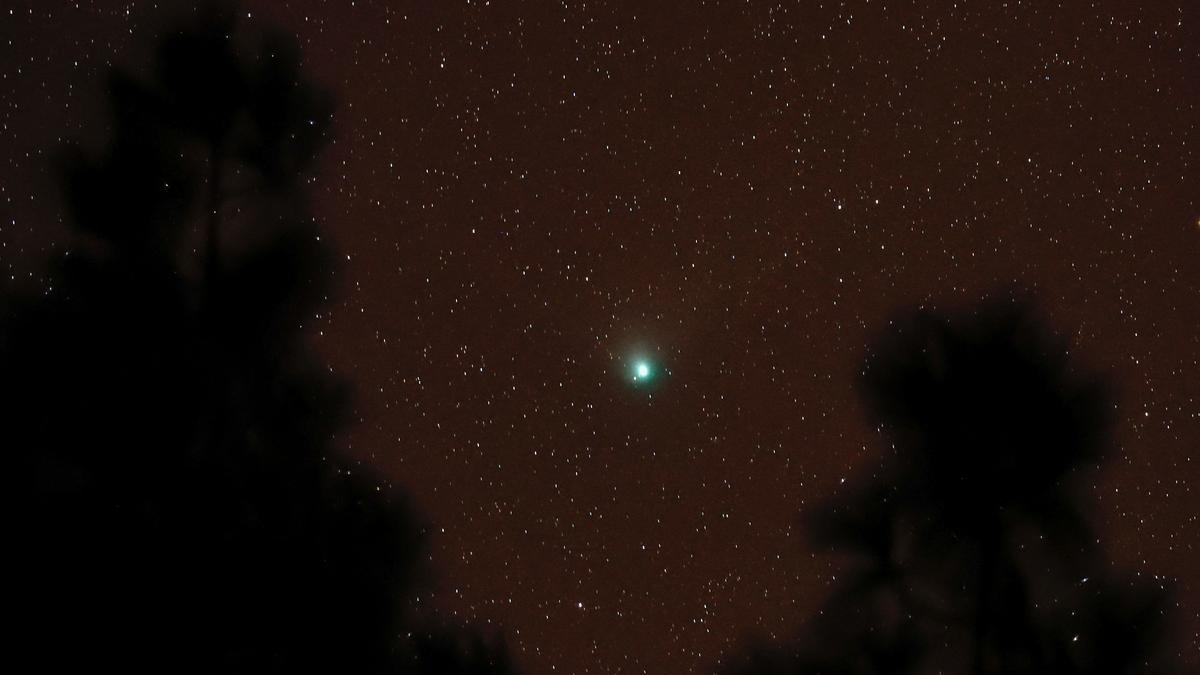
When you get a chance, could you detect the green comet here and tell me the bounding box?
[631,359,654,383]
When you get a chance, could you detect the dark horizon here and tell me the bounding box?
[2,2,1197,673]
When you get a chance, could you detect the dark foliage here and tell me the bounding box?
[3,8,512,673]
[719,297,1190,675]
[405,623,520,675]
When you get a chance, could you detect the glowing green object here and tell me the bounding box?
[631,359,655,384]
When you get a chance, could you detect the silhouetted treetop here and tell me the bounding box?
[857,297,1112,528]
[719,295,1190,675]
[61,6,332,298]
[3,8,516,674]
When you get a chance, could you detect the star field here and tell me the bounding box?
[1,2,1197,673]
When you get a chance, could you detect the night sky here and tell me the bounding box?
[2,2,1198,673]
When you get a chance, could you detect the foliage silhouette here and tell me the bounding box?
[3,8,514,674]
[719,297,1190,675]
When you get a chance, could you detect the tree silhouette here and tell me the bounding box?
[3,8,514,674]
[719,296,1190,675]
